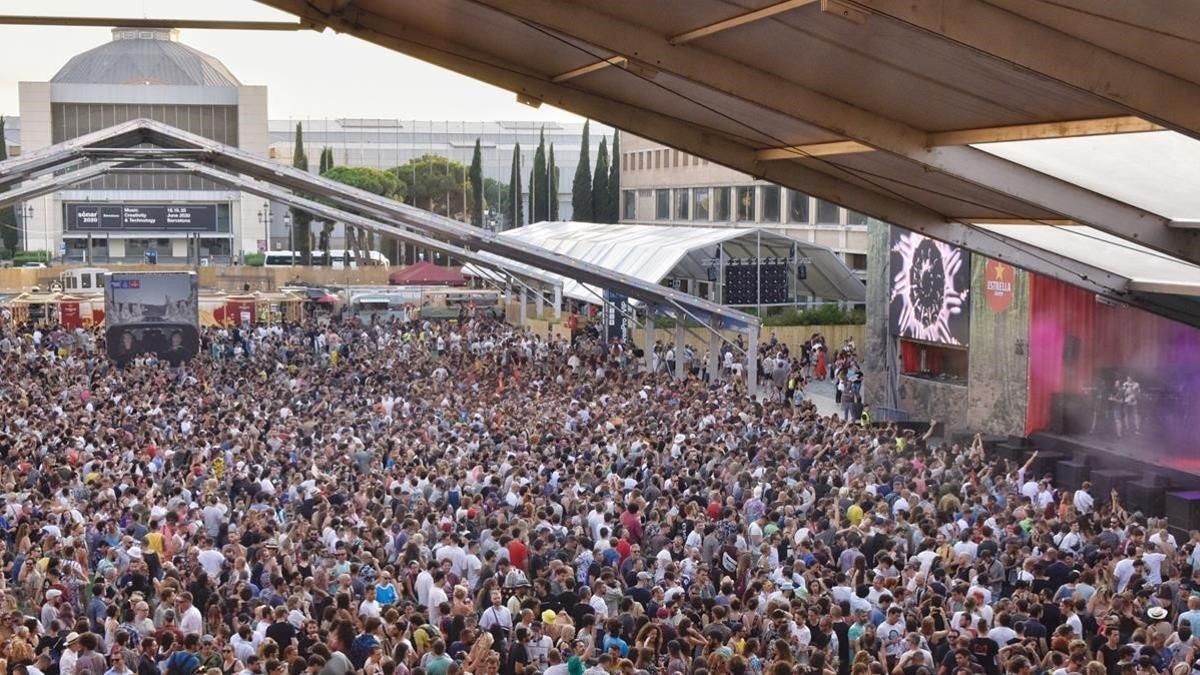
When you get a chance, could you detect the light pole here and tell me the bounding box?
[283,211,293,266]
[22,204,34,260]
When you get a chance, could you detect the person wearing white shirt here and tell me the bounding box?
[196,543,225,579]
[1073,484,1094,516]
[1143,545,1168,585]
[478,591,513,639]
[427,575,449,624]
[414,565,434,607]
[178,592,204,636]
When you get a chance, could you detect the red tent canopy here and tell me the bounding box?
[388,261,467,286]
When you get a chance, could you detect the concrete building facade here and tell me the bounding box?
[16,27,269,264]
[617,132,871,279]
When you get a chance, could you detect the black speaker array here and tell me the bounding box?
[723,261,789,305]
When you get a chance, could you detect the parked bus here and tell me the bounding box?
[263,250,390,269]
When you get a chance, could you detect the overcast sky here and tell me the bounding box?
[0,0,586,122]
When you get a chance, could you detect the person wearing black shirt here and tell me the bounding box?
[1096,627,1122,675]
[831,605,851,675]
[264,606,298,648]
[969,618,1000,675]
[503,626,530,675]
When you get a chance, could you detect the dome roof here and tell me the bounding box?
[51,27,240,87]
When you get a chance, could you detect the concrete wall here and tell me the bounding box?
[863,221,1031,435]
[17,82,53,252]
[965,257,1030,436]
[237,86,270,256]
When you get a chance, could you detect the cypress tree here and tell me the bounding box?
[290,123,312,263]
[608,133,621,223]
[532,129,548,222]
[0,117,15,254]
[571,120,593,222]
[592,137,610,224]
[507,143,523,229]
[548,144,559,221]
[469,139,484,227]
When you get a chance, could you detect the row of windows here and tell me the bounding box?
[624,186,870,225]
[622,149,709,172]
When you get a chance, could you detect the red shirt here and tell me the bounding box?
[507,539,529,571]
[615,538,632,563]
[620,510,643,544]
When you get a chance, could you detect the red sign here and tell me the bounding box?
[984,259,1015,313]
[60,301,82,329]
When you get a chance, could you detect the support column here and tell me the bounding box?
[553,285,562,320]
[536,288,545,318]
[518,288,527,326]
[746,323,760,400]
[674,311,686,381]
[708,317,721,382]
[643,307,655,373]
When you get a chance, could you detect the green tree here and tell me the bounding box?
[469,138,484,227]
[571,120,593,222]
[318,146,334,175]
[530,129,548,222]
[484,177,510,228]
[548,144,559,221]
[0,117,15,255]
[507,143,523,229]
[321,165,406,264]
[289,123,313,264]
[608,133,621,223]
[592,136,610,224]
[389,154,468,217]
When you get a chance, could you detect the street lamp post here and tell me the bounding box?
[22,204,35,261]
[283,211,293,266]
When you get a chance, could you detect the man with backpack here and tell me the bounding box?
[348,618,382,671]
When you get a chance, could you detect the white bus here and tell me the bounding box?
[263,250,390,269]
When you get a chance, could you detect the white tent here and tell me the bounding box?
[464,221,865,306]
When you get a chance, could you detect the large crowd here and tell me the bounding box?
[0,312,1193,675]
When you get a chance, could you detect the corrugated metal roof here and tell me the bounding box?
[51,28,239,87]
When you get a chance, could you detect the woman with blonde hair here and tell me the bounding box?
[463,630,493,674]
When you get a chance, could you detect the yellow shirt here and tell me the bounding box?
[144,532,164,555]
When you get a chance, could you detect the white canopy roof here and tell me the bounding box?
[465,221,865,307]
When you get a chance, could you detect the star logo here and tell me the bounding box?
[985,259,1014,313]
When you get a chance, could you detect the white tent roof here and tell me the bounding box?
[465,221,864,307]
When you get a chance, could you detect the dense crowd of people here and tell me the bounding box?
[0,312,1193,675]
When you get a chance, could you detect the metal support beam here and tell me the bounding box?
[466,0,1199,263]
[643,308,655,374]
[708,316,721,382]
[849,0,1200,139]
[551,56,626,83]
[0,16,317,30]
[674,313,686,381]
[756,116,1162,159]
[669,0,819,45]
[746,324,760,400]
[553,285,562,320]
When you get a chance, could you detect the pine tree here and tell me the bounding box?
[548,144,559,221]
[290,123,313,263]
[0,117,16,254]
[507,143,523,229]
[592,136,610,224]
[571,120,593,222]
[529,168,536,223]
[532,129,548,222]
[608,133,621,223]
[318,146,334,174]
[469,138,484,227]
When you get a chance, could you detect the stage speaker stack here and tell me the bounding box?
[1165,491,1200,536]
[1055,460,1090,491]
[1091,469,1139,501]
[1126,479,1167,517]
[993,441,1025,463]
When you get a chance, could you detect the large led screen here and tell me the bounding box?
[104,272,200,365]
[888,229,971,346]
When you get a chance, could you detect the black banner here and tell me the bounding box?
[66,203,218,232]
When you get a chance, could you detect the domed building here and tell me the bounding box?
[18,27,268,263]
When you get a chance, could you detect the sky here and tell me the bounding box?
[0,0,586,122]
